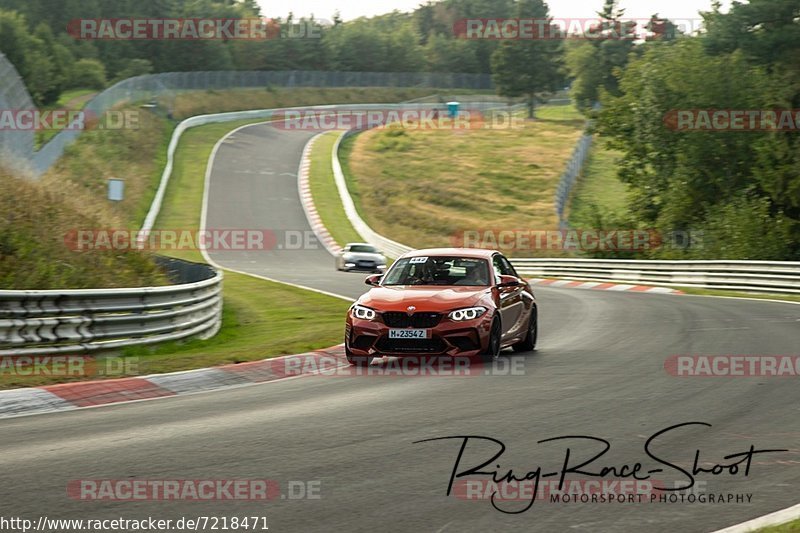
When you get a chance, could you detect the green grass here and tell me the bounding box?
[535,104,584,121]
[342,104,586,256]
[170,87,486,120]
[677,286,800,303]
[2,117,352,388]
[120,271,350,375]
[35,88,99,147]
[308,132,364,247]
[755,518,800,532]
[56,88,97,109]
[42,106,173,229]
[0,171,168,292]
[513,104,585,122]
[119,118,352,375]
[568,140,630,226]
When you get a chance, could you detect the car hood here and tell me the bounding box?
[359,286,489,312]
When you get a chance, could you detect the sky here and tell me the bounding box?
[257,0,731,23]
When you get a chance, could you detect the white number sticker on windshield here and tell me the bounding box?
[409,257,428,264]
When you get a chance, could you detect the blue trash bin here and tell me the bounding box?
[447,101,460,118]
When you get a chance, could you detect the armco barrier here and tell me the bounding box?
[512,258,800,294]
[0,69,494,177]
[331,129,414,260]
[139,102,520,241]
[328,102,528,259]
[329,131,800,295]
[0,257,223,356]
[555,127,592,229]
[0,52,36,176]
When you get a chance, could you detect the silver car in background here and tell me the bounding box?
[336,243,387,273]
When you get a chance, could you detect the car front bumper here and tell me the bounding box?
[345,313,494,358]
[343,265,387,273]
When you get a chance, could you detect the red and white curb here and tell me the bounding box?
[0,346,347,419]
[298,132,342,256]
[528,278,684,294]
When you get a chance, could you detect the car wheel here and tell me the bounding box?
[512,307,538,353]
[482,318,502,362]
[345,345,373,366]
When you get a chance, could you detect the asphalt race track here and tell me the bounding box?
[203,125,368,299]
[1,123,798,533]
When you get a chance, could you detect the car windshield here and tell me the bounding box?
[382,256,490,286]
[349,245,378,253]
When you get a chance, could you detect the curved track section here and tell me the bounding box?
[203,125,368,299]
[0,122,798,532]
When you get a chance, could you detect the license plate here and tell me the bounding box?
[388,329,429,339]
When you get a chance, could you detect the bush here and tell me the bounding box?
[68,58,107,90]
[113,59,153,82]
[695,194,798,260]
[0,172,167,289]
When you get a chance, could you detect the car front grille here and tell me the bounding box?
[357,260,376,268]
[375,337,448,354]
[381,312,442,328]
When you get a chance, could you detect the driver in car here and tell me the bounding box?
[409,261,436,285]
[455,265,488,286]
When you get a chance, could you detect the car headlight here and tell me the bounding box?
[448,306,487,321]
[351,304,377,320]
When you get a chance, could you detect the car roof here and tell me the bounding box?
[400,248,497,260]
[345,243,376,247]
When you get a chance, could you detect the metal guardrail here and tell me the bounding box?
[141,102,518,241]
[329,129,800,295]
[327,101,528,259]
[0,52,36,176]
[0,68,494,177]
[555,128,592,229]
[331,129,415,260]
[511,258,800,294]
[0,257,223,356]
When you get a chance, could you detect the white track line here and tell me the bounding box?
[199,122,354,302]
[710,502,800,532]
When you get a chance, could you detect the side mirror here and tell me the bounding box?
[365,274,382,286]
[496,275,522,288]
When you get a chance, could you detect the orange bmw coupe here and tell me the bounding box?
[344,248,538,365]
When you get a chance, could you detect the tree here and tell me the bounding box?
[34,23,73,105]
[113,58,153,82]
[491,0,565,118]
[69,58,107,90]
[0,10,63,106]
[564,0,636,111]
